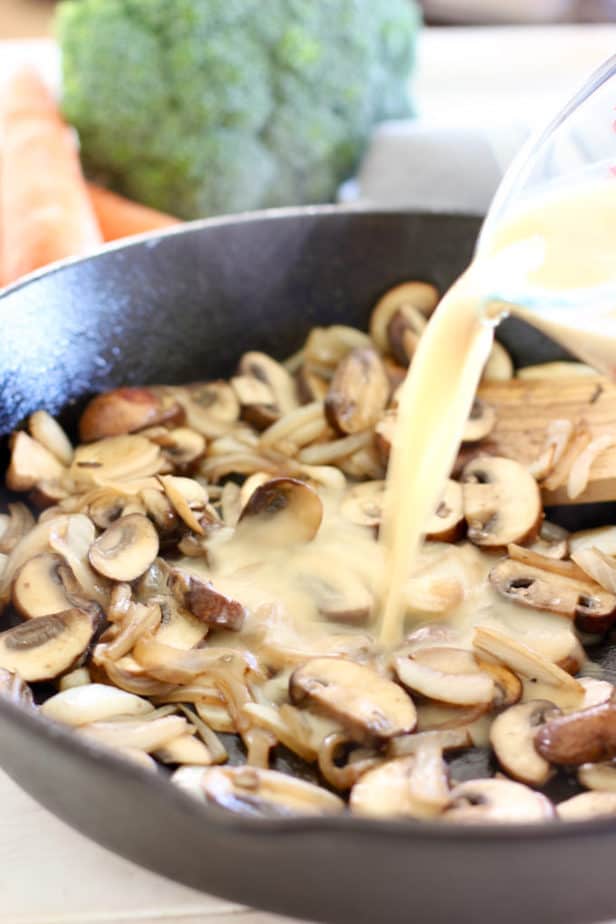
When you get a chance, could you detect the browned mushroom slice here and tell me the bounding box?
[176,381,240,438]
[386,303,427,366]
[170,570,246,631]
[535,701,616,766]
[0,668,34,707]
[29,410,74,465]
[425,480,465,542]
[235,352,298,429]
[490,700,559,786]
[398,646,521,708]
[12,552,72,619]
[394,649,495,707]
[350,754,444,819]
[370,281,440,352]
[0,608,96,681]
[489,558,616,633]
[303,325,372,374]
[41,683,154,726]
[289,657,416,744]
[188,765,344,817]
[444,778,555,823]
[462,399,496,443]
[89,514,159,582]
[6,431,67,492]
[325,348,389,435]
[461,456,542,547]
[79,387,181,443]
[151,428,206,469]
[236,477,323,545]
[340,480,385,529]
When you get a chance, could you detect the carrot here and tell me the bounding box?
[0,68,102,287]
[87,183,180,242]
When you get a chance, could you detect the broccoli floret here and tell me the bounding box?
[57,0,420,218]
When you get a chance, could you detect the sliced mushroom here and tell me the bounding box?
[70,435,162,488]
[151,427,206,469]
[462,399,496,443]
[578,760,616,792]
[489,558,616,633]
[170,570,246,631]
[6,431,66,492]
[535,701,616,766]
[86,487,145,531]
[0,668,34,707]
[0,608,97,681]
[159,475,208,534]
[395,649,495,707]
[79,387,181,442]
[462,457,542,547]
[481,340,514,382]
[155,598,209,650]
[89,514,159,582]
[41,683,154,726]
[303,325,372,373]
[526,520,569,560]
[289,657,416,744]
[297,365,329,403]
[325,348,389,435]
[350,754,445,819]
[473,627,584,705]
[155,734,213,766]
[370,281,439,352]
[12,553,71,619]
[578,677,614,710]
[305,568,373,626]
[198,765,344,817]
[234,352,298,429]
[0,503,35,555]
[386,303,427,366]
[444,778,555,823]
[29,410,73,465]
[557,791,616,821]
[490,700,559,786]
[236,477,323,545]
[426,480,465,542]
[340,480,384,529]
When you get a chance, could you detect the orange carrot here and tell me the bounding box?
[87,183,180,242]
[0,68,102,287]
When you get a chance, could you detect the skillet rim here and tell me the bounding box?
[0,204,614,845]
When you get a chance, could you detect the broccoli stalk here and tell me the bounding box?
[57,0,420,218]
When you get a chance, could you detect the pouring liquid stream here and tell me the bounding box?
[380,174,616,646]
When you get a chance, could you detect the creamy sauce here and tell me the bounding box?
[380,175,616,644]
[176,177,614,684]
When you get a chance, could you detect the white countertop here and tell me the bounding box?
[2,23,616,924]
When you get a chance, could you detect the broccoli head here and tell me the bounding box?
[57,0,420,218]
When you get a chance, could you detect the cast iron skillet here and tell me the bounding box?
[0,208,615,924]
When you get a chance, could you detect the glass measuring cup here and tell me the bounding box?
[473,54,616,373]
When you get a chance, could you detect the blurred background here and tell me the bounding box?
[3,0,616,37]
